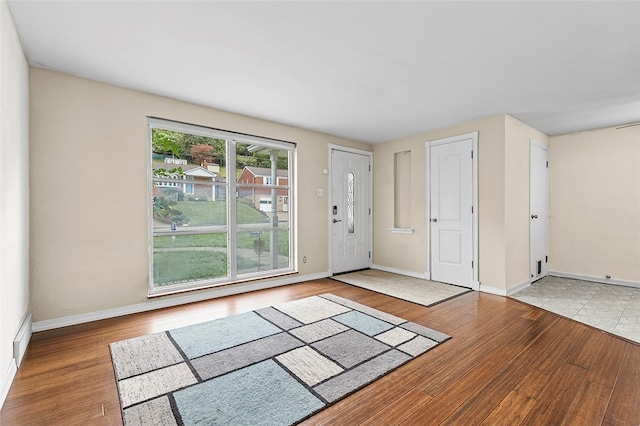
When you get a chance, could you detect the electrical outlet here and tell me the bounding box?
[316,188,324,197]
[303,256,308,263]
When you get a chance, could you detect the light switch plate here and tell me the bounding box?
[317,188,324,197]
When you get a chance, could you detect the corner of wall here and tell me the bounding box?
[548,125,640,282]
[503,115,550,289]
[1,0,31,408]
[1,359,17,410]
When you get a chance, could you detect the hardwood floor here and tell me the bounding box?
[1,278,639,425]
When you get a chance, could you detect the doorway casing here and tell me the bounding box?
[530,139,549,283]
[425,132,479,290]
[328,144,373,275]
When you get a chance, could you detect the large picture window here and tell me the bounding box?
[148,118,295,295]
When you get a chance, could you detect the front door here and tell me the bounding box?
[330,149,371,274]
[530,140,548,282]
[429,134,475,288]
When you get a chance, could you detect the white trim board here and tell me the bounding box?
[13,313,32,368]
[480,279,531,297]
[549,271,640,289]
[507,280,532,296]
[390,228,414,235]
[32,272,330,332]
[1,360,17,411]
[479,284,507,297]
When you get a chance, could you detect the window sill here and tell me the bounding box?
[390,228,414,234]
[148,270,298,298]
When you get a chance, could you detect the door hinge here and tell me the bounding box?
[471,151,474,159]
[471,206,474,214]
[546,161,549,168]
[369,251,371,259]
[369,165,371,172]
[369,208,371,215]
[546,255,548,263]
[471,260,474,268]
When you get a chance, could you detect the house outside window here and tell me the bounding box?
[149,118,295,295]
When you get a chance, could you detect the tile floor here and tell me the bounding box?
[511,276,640,344]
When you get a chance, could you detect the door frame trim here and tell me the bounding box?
[328,144,373,275]
[424,132,479,289]
[529,139,549,283]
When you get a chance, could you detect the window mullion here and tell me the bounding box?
[227,139,237,281]
[288,151,294,270]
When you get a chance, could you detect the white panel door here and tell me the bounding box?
[331,150,371,274]
[530,141,548,281]
[430,138,474,287]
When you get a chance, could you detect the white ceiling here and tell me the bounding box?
[7,1,640,143]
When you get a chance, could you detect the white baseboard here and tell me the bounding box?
[1,360,17,411]
[549,271,640,289]
[506,279,532,296]
[32,272,330,332]
[479,284,507,296]
[481,279,532,297]
[370,264,427,280]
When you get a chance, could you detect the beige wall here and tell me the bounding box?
[373,114,549,293]
[373,114,511,289]
[25,65,640,327]
[1,0,30,392]
[549,125,640,283]
[504,115,549,289]
[29,68,370,322]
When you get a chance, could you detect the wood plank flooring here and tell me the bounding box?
[1,278,639,425]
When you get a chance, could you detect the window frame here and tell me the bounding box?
[147,117,296,296]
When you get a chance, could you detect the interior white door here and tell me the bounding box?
[331,150,371,274]
[430,138,474,287]
[530,141,549,282]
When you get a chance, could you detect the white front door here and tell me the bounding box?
[429,134,476,288]
[530,140,548,282]
[331,149,371,274]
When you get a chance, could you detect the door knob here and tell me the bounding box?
[430,218,438,222]
[531,214,538,219]
[333,219,342,223]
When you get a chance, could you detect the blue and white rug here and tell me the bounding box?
[110,293,450,425]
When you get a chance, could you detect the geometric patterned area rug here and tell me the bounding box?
[110,293,450,425]
[332,269,472,307]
